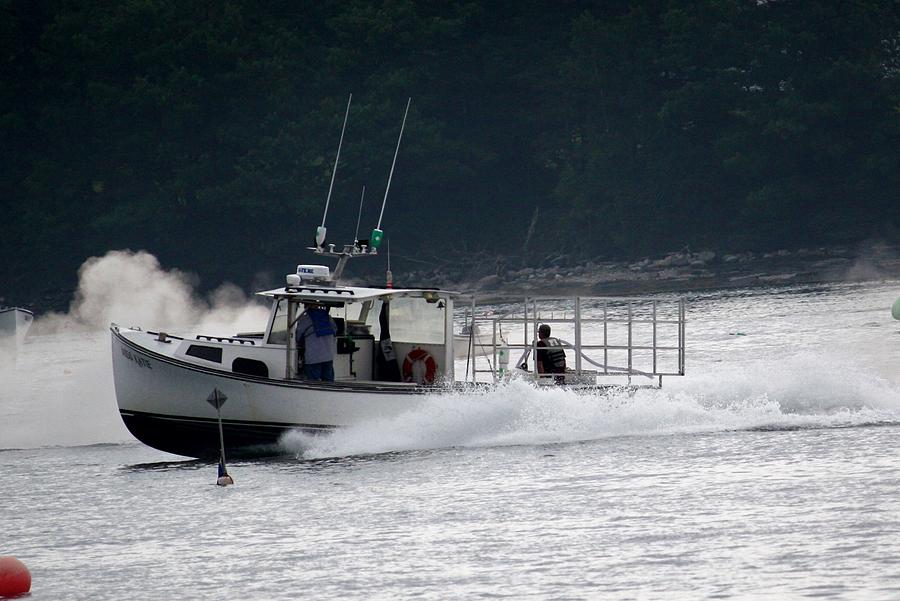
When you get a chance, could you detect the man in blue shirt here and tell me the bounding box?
[295,303,337,381]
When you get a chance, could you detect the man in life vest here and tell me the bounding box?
[296,303,337,381]
[536,323,567,384]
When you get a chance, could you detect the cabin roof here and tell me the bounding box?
[257,284,456,304]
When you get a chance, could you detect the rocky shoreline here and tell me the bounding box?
[6,242,899,316]
[400,242,900,297]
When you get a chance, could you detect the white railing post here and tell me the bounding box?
[574,296,582,375]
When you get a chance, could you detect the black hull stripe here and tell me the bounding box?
[120,409,336,431]
[120,410,333,459]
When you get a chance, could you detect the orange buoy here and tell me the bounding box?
[0,556,31,597]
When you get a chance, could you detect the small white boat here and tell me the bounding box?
[0,307,34,348]
[453,322,493,359]
[110,97,687,458]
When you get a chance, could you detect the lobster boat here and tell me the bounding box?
[111,253,686,458]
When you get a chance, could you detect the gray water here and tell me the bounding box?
[2,280,900,600]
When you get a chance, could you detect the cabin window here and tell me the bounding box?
[388,297,445,344]
[326,301,365,326]
[332,301,372,337]
[268,299,288,345]
[232,358,268,378]
[337,301,368,323]
[186,345,222,363]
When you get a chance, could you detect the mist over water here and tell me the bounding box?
[0,250,269,449]
[33,249,269,335]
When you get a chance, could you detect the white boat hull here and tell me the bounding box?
[453,332,495,359]
[111,326,438,458]
[0,307,33,350]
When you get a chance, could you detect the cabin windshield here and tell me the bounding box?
[268,299,288,345]
[269,298,366,345]
[389,297,445,344]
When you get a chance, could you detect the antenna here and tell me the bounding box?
[370,97,411,250]
[307,97,411,284]
[385,238,393,288]
[354,186,366,244]
[317,93,352,247]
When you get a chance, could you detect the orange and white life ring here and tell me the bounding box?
[402,348,437,385]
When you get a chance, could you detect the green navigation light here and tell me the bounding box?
[370,228,384,250]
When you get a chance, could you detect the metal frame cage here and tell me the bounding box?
[458,296,686,387]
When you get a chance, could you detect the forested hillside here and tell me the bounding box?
[2,0,899,298]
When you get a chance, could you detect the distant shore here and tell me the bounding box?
[401,241,900,297]
[6,242,899,317]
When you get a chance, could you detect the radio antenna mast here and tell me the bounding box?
[354,185,366,244]
[317,93,352,247]
[386,238,393,288]
[369,97,410,251]
[309,97,410,283]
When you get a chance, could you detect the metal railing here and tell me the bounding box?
[459,296,686,387]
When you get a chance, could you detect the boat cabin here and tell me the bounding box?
[258,266,455,385]
[144,263,685,391]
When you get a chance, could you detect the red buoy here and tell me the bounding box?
[0,556,31,597]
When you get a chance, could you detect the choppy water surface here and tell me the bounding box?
[2,280,900,600]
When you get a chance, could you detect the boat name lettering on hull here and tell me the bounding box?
[121,346,152,370]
